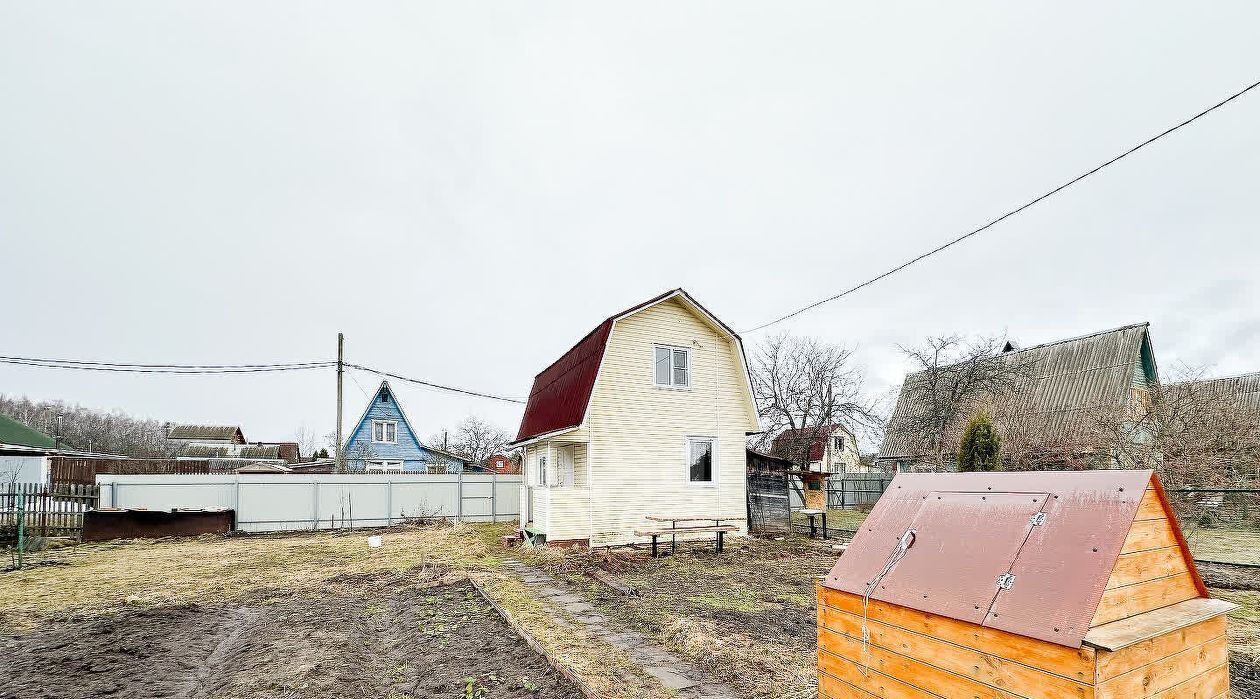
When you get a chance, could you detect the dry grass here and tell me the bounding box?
[520,535,841,699]
[789,508,869,532]
[0,522,508,629]
[1184,528,1260,565]
[1,523,673,699]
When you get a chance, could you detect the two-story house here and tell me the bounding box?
[343,381,469,473]
[510,289,761,547]
[771,423,863,474]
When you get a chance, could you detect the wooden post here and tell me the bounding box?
[335,332,344,473]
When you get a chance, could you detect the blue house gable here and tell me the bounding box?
[343,381,468,473]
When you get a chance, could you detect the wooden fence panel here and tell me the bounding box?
[50,457,214,485]
[1,482,100,539]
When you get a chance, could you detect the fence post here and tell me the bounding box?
[311,479,319,529]
[457,470,463,523]
[386,479,393,527]
[16,489,25,569]
[491,472,498,523]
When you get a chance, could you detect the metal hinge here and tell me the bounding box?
[1030,512,1047,526]
[996,573,1016,590]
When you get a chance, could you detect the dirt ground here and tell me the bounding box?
[522,534,1260,699]
[522,536,841,699]
[2,523,1258,699]
[0,571,582,699]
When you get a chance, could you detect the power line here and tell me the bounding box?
[0,356,335,374]
[0,354,333,370]
[742,77,1260,334]
[345,363,526,404]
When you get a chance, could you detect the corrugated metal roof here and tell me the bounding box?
[167,424,246,442]
[513,289,747,444]
[182,444,280,459]
[822,469,1199,648]
[1165,371,1260,413]
[879,324,1151,460]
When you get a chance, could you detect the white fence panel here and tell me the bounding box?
[97,473,522,533]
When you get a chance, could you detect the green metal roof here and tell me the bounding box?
[0,414,60,450]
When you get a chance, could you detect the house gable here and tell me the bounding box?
[513,289,758,445]
[344,381,461,470]
[879,323,1153,463]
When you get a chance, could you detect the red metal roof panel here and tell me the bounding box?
[823,469,1166,648]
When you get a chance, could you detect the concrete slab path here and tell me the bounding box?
[502,558,743,699]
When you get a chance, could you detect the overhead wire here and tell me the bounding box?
[742,77,1260,333]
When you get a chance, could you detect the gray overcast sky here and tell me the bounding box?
[2,2,1258,450]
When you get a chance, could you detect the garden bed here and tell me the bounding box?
[0,572,583,699]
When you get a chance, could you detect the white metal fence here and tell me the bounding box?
[96,473,521,533]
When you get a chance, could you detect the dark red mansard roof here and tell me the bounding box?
[514,289,709,444]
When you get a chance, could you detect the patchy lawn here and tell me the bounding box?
[521,535,843,699]
[0,524,666,699]
[521,533,1260,699]
[1183,527,1260,565]
[789,507,869,533]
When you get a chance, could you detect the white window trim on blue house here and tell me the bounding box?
[372,420,398,444]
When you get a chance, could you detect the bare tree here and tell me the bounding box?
[437,416,515,469]
[749,333,879,468]
[0,394,177,457]
[292,424,319,460]
[892,335,1036,470]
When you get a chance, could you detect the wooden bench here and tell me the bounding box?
[637,515,742,557]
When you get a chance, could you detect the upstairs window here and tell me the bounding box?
[654,345,691,388]
[372,420,397,444]
[833,436,845,451]
[380,391,390,404]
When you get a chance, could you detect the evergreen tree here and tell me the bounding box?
[959,411,1001,472]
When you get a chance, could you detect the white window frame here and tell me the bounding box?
[536,454,548,487]
[833,435,845,451]
[653,344,692,389]
[372,420,398,444]
[684,436,717,487]
[365,460,403,472]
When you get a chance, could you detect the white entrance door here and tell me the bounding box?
[557,446,575,488]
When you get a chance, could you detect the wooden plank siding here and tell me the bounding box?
[1092,488,1200,627]
[1096,632,1228,698]
[819,586,1096,698]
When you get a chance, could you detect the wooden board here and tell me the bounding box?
[1092,573,1201,627]
[1085,599,1237,652]
[819,605,1093,699]
[1094,616,1228,681]
[1134,488,1165,522]
[1095,634,1227,698]
[820,586,1096,683]
[1119,518,1180,554]
[1105,547,1192,590]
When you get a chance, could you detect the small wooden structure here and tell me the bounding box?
[818,469,1236,699]
[635,514,739,557]
[795,470,830,511]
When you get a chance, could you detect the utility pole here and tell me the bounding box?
[335,332,344,473]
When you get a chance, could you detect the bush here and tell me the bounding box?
[959,411,1001,472]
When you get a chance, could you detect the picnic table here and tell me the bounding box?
[799,508,829,540]
[635,514,741,557]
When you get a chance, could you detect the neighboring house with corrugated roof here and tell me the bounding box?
[878,323,1158,472]
[510,289,760,547]
[167,424,246,444]
[342,381,470,473]
[771,423,864,474]
[0,414,68,483]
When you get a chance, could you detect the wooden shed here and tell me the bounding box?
[817,469,1236,699]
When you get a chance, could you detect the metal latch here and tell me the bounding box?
[996,573,1016,590]
[1030,512,1047,526]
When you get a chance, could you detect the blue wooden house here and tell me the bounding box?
[343,381,469,473]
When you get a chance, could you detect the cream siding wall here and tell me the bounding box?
[521,440,591,541]
[584,298,758,547]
